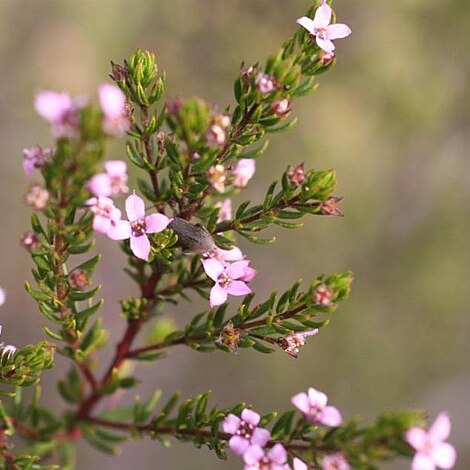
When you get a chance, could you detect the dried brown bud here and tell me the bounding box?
[68,269,91,291]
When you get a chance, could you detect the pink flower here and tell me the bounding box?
[107,193,171,261]
[222,409,271,455]
[99,84,130,136]
[406,413,456,470]
[0,288,5,307]
[22,145,54,177]
[87,160,129,198]
[233,159,256,188]
[217,198,232,222]
[271,99,291,117]
[202,259,252,307]
[297,2,352,54]
[207,124,226,146]
[314,285,333,306]
[88,196,122,234]
[291,387,342,427]
[293,458,308,470]
[35,91,79,138]
[205,246,244,264]
[281,329,319,358]
[322,453,350,470]
[243,443,288,470]
[256,73,276,93]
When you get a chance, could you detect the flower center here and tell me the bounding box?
[131,218,147,237]
[236,420,254,440]
[217,272,231,288]
[259,457,272,470]
[315,27,327,39]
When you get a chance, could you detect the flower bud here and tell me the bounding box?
[313,284,332,306]
[256,73,276,93]
[20,231,41,252]
[24,185,49,210]
[271,99,291,117]
[287,163,306,186]
[208,165,227,193]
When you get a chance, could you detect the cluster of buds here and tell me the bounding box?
[287,163,306,186]
[314,284,333,306]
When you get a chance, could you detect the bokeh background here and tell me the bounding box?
[0,0,468,468]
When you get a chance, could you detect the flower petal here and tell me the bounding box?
[226,260,250,279]
[226,280,251,296]
[293,458,308,470]
[326,23,352,40]
[130,235,151,260]
[99,84,126,119]
[241,409,261,426]
[222,414,240,434]
[291,392,310,414]
[217,247,244,261]
[316,37,335,53]
[432,442,456,469]
[313,1,332,29]
[321,406,343,426]
[406,428,428,451]
[104,160,127,176]
[35,91,72,124]
[268,443,287,464]
[210,284,228,307]
[243,445,265,465]
[251,427,270,447]
[202,259,225,282]
[145,213,171,233]
[296,16,316,35]
[107,220,131,240]
[411,453,436,470]
[93,215,112,234]
[429,412,451,442]
[308,387,328,408]
[229,435,250,455]
[125,193,146,221]
[88,174,112,197]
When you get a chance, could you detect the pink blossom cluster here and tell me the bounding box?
[223,387,348,469]
[202,246,256,307]
[34,84,129,139]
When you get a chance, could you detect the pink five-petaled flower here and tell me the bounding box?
[291,387,342,427]
[322,453,350,470]
[222,409,270,456]
[297,1,351,54]
[243,443,288,470]
[88,196,122,234]
[99,84,130,136]
[233,159,256,188]
[202,259,252,307]
[405,412,456,470]
[107,193,171,261]
[87,160,129,198]
[34,91,79,138]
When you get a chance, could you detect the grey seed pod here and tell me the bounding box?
[169,217,215,254]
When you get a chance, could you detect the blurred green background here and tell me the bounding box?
[0,0,468,468]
